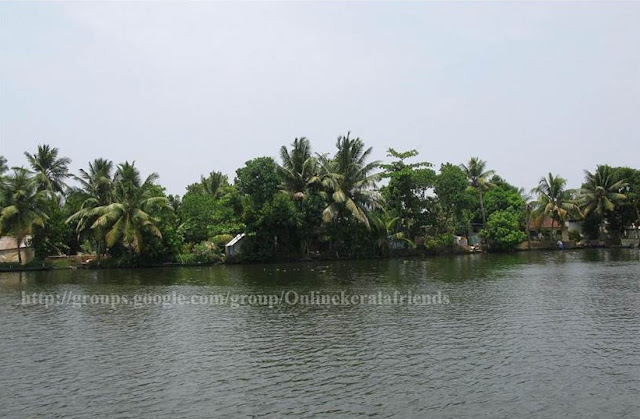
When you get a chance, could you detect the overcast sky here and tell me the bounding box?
[1,1,638,195]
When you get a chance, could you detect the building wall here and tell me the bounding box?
[0,248,35,264]
[566,221,583,234]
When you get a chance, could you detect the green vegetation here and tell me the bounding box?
[0,139,637,268]
[0,168,50,264]
[530,173,579,241]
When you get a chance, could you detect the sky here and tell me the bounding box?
[1,1,638,195]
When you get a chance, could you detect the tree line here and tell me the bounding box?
[1,135,638,265]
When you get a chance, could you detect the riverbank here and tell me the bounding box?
[1,240,637,272]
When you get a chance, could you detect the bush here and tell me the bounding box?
[481,210,527,252]
[568,230,582,242]
[191,241,223,264]
[176,241,223,264]
[424,233,456,253]
[210,234,234,247]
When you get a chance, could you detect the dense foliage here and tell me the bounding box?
[1,139,638,266]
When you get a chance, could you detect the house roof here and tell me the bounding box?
[0,236,31,251]
[225,233,246,248]
[528,217,563,230]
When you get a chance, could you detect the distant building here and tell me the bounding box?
[0,236,35,264]
[566,220,583,235]
[528,217,563,240]
[225,233,246,258]
[622,224,639,247]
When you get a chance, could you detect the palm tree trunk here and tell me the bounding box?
[635,210,640,246]
[479,192,486,226]
[525,205,531,249]
[550,218,555,241]
[16,235,23,265]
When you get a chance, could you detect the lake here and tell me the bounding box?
[1,249,639,418]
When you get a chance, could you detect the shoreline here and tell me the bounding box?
[1,243,637,273]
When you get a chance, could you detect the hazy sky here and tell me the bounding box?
[1,1,638,195]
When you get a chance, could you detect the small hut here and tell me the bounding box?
[0,236,35,264]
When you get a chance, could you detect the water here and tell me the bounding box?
[1,249,639,418]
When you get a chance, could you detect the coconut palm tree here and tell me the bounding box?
[88,162,170,254]
[75,158,114,205]
[316,133,382,228]
[200,171,228,197]
[371,211,415,257]
[67,159,115,254]
[579,166,627,237]
[0,156,8,204]
[24,144,71,198]
[278,137,317,200]
[0,168,49,264]
[460,157,495,227]
[531,173,578,241]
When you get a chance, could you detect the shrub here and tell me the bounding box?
[192,241,223,263]
[424,233,456,253]
[210,234,234,247]
[568,230,582,242]
[481,210,527,251]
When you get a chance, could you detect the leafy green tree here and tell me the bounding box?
[32,201,76,257]
[87,162,170,254]
[380,148,435,238]
[0,156,7,176]
[579,165,627,238]
[24,144,71,198]
[278,137,317,200]
[241,193,302,262]
[235,157,281,210]
[0,168,49,263]
[531,173,577,240]
[0,156,8,206]
[483,175,526,223]
[481,210,527,251]
[179,186,244,243]
[460,157,495,226]
[434,163,473,235]
[316,133,382,228]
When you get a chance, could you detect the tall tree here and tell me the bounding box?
[86,162,170,254]
[0,168,49,264]
[75,158,114,206]
[460,157,495,227]
[0,156,8,206]
[24,144,71,198]
[316,133,382,228]
[278,137,317,200]
[531,173,577,241]
[434,163,473,236]
[200,171,228,197]
[235,157,281,210]
[380,148,435,238]
[67,159,115,254]
[579,165,627,238]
